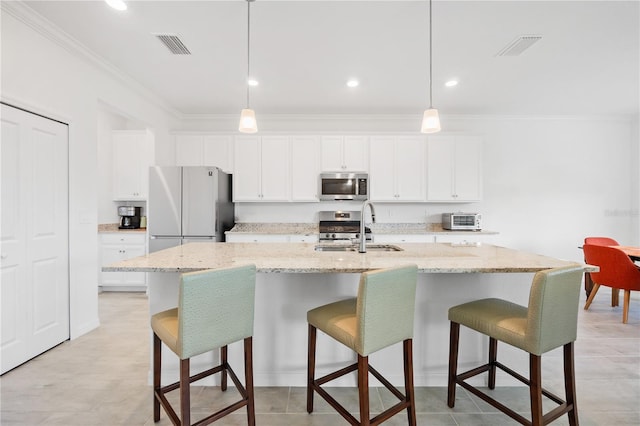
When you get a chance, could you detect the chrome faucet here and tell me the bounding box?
[359,200,376,253]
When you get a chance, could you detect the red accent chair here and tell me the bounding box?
[584,237,620,305]
[583,244,640,323]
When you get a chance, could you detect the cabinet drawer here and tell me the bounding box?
[101,233,146,245]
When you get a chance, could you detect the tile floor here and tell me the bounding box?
[1,289,638,425]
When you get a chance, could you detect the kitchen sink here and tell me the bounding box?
[314,244,404,252]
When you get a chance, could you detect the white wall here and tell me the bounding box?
[1,5,180,338]
[179,114,639,263]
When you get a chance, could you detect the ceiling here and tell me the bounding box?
[19,0,640,117]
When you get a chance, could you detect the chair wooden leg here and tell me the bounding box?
[358,354,370,426]
[403,339,417,426]
[244,337,256,426]
[529,354,543,426]
[623,290,631,324]
[307,324,317,414]
[153,333,161,422]
[563,343,579,426]
[488,337,498,390]
[583,283,601,310]
[220,345,228,391]
[180,358,191,426]
[447,321,460,408]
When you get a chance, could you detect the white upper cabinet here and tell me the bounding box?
[321,135,369,171]
[175,134,232,172]
[233,135,290,201]
[113,130,154,201]
[291,136,321,201]
[370,136,426,201]
[426,135,483,202]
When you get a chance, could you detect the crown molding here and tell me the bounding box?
[2,1,182,120]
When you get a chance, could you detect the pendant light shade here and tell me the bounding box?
[421,0,441,134]
[239,0,257,133]
[421,108,441,133]
[239,108,258,133]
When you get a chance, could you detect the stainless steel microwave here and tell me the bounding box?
[319,172,369,201]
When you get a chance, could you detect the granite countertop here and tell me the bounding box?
[103,241,590,274]
[226,222,498,235]
[98,223,147,233]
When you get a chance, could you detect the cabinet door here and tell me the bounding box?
[395,136,426,201]
[369,136,396,201]
[100,244,124,285]
[343,136,369,171]
[233,136,261,201]
[203,135,233,171]
[113,130,153,201]
[121,245,147,285]
[260,136,290,201]
[453,137,482,201]
[321,136,344,171]
[113,132,143,200]
[175,135,203,166]
[291,136,320,201]
[426,136,455,201]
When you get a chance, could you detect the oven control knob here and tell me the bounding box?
[332,233,336,239]
[355,233,360,239]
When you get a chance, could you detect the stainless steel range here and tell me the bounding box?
[318,211,372,242]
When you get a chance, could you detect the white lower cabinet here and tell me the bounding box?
[434,234,499,245]
[373,234,434,244]
[100,233,147,291]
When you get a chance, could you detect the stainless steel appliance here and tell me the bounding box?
[118,206,142,229]
[318,211,372,242]
[442,213,482,231]
[148,166,235,252]
[319,172,369,201]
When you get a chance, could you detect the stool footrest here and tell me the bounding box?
[155,361,249,426]
[311,361,411,426]
[454,361,574,426]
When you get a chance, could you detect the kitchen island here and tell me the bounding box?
[105,242,589,387]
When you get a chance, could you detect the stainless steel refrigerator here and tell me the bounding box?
[148,166,235,253]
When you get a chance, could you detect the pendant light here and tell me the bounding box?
[239,0,258,133]
[421,0,441,134]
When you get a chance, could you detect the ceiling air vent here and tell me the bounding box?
[153,34,191,55]
[496,35,542,56]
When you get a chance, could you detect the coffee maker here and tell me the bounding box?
[118,206,142,229]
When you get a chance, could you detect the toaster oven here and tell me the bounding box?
[442,213,482,231]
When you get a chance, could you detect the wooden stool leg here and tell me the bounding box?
[307,324,317,414]
[488,337,497,390]
[220,345,228,391]
[563,342,579,426]
[612,288,620,307]
[447,321,460,408]
[180,358,191,426]
[358,354,370,426]
[584,283,601,310]
[153,333,161,422]
[403,339,417,426]
[244,337,256,426]
[529,354,543,426]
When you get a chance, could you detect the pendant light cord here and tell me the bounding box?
[246,0,252,109]
[429,0,433,109]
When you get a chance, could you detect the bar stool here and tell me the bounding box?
[307,264,418,426]
[447,265,584,426]
[152,264,256,426]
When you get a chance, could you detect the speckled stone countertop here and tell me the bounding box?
[103,241,589,274]
[226,222,498,235]
[98,223,147,233]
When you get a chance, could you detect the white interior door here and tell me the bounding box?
[1,103,69,374]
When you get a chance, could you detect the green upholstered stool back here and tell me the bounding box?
[177,264,256,359]
[526,265,583,354]
[356,264,418,356]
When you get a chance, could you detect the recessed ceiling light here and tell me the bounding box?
[445,80,458,87]
[346,79,359,88]
[105,0,127,11]
[248,79,259,87]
